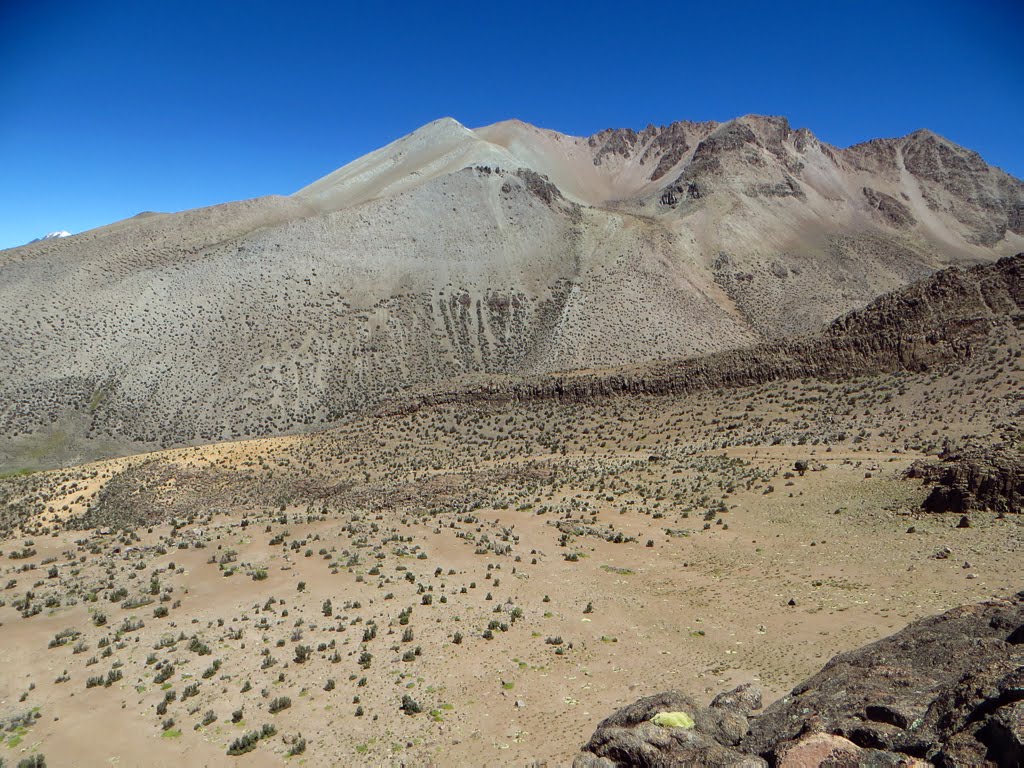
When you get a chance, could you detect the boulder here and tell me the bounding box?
[575,593,1024,767]
[743,593,1024,764]
[775,733,862,767]
[572,688,766,767]
[907,436,1022,515]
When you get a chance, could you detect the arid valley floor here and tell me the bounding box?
[1,314,1020,765]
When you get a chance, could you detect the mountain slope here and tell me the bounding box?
[1,115,1021,470]
[382,253,1024,412]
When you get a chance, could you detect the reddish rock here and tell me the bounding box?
[777,733,863,767]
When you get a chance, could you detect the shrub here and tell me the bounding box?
[119,617,144,633]
[400,695,421,715]
[226,724,276,756]
[268,696,291,714]
[227,731,260,756]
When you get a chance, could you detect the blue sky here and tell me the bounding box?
[1,0,1021,249]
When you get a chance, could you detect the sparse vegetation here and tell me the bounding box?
[0,257,1019,764]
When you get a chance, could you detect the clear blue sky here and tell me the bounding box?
[1,0,1021,249]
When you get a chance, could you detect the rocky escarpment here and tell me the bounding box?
[384,253,1024,415]
[907,430,1023,515]
[586,120,712,181]
[574,592,1024,767]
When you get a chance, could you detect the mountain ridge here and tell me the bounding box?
[1,114,1021,471]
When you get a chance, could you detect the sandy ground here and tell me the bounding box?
[0,337,1020,765]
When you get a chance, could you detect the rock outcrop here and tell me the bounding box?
[863,186,916,228]
[930,459,1021,513]
[906,427,1023,515]
[574,592,1024,767]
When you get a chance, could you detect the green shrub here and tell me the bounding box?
[400,695,421,715]
[268,696,291,714]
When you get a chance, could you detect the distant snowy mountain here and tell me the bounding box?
[26,230,72,244]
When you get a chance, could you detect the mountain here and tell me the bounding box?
[27,230,71,243]
[1,115,1022,470]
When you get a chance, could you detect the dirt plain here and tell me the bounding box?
[0,317,1020,766]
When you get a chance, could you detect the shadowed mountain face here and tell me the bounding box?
[1,115,1022,470]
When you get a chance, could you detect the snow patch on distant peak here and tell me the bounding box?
[27,230,72,244]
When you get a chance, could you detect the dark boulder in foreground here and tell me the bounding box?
[574,592,1024,767]
[573,686,767,767]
